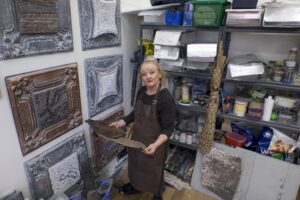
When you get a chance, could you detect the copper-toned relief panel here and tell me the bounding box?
[15,0,58,34]
[6,63,82,155]
[91,109,124,173]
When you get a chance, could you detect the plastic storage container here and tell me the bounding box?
[225,132,247,147]
[192,0,226,27]
[165,10,183,25]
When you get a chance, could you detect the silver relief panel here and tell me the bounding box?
[85,55,123,117]
[48,153,81,194]
[0,0,73,60]
[24,133,90,200]
[78,0,121,50]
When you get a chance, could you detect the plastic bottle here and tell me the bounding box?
[262,96,275,121]
[181,80,190,103]
[282,48,297,84]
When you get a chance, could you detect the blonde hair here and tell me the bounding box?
[140,60,166,87]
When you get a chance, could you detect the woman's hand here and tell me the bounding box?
[144,143,158,155]
[109,119,126,128]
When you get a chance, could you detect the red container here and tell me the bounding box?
[225,132,246,147]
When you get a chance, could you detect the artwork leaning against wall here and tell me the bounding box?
[24,133,93,200]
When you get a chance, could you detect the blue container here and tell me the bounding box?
[96,178,113,200]
[165,10,183,25]
[183,11,193,26]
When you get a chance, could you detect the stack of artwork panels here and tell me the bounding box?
[0,0,73,60]
[6,63,82,155]
[78,0,121,50]
[91,109,125,173]
[85,55,123,117]
[24,133,90,200]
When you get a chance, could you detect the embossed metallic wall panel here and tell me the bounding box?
[0,0,73,60]
[24,133,90,200]
[6,63,82,155]
[91,109,124,173]
[85,55,123,117]
[78,0,121,50]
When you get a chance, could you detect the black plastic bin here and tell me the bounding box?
[232,0,258,9]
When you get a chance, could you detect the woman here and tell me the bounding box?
[110,60,175,200]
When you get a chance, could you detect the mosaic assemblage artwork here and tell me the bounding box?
[78,0,121,50]
[90,109,125,173]
[24,133,90,200]
[85,55,123,117]
[0,0,73,60]
[6,63,82,155]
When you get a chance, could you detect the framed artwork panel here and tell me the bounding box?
[0,0,73,60]
[85,55,123,117]
[78,0,121,50]
[6,63,82,155]
[24,133,90,200]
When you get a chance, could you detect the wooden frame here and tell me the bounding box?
[6,63,82,155]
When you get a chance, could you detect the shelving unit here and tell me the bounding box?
[165,70,212,80]
[169,139,197,151]
[224,26,300,34]
[175,104,207,114]
[223,79,300,92]
[221,26,300,165]
[139,23,223,184]
[219,113,300,132]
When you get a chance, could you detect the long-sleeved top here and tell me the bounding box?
[123,86,175,137]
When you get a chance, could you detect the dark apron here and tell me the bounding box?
[128,87,167,194]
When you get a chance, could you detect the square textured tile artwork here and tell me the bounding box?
[6,63,82,155]
[0,0,73,60]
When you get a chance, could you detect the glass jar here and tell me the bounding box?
[282,67,295,84]
[181,80,190,103]
[285,48,297,68]
[179,132,186,143]
[272,68,284,82]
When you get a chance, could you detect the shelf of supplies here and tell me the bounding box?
[224,26,300,34]
[219,113,300,132]
[224,79,300,92]
[166,70,212,80]
[175,103,207,114]
[169,139,197,151]
[141,23,222,32]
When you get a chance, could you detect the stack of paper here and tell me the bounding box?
[154,30,182,60]
[227,54,264,78]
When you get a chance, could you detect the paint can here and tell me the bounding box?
[233,97,249,117]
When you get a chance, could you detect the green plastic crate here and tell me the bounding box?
[192,1,225,27]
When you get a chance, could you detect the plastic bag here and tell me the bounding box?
[268,128,298,153]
